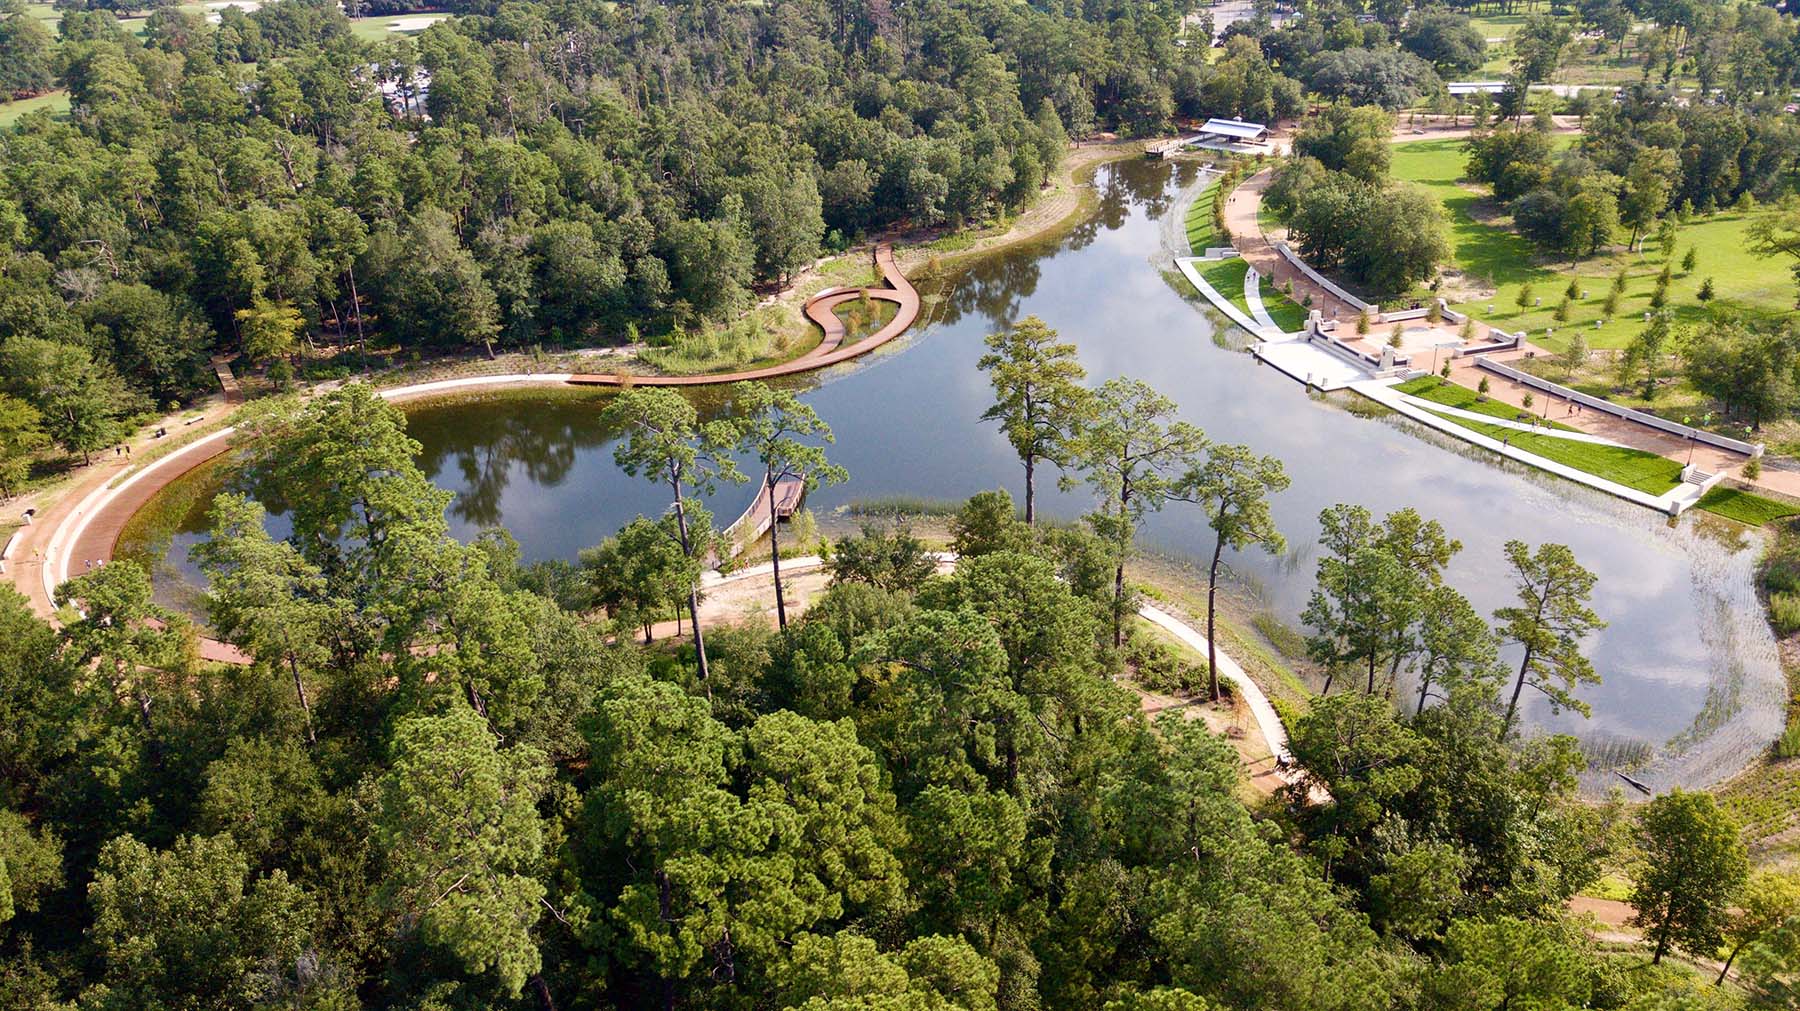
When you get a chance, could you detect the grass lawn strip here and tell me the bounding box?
[1696,486,1800,526]
[1423,409,1684,495]
[1394,376,1577,431]
[1258,276,1309,332]
[1185,177,1222,254]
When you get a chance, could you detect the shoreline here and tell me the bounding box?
[10,146,1784,801]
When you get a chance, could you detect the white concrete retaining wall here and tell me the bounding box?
[0,527,21,574]
[1177,257,1279,339]
[1273,241,1376,312]
[1474,359,1763,457]
[1456,328,1523,356]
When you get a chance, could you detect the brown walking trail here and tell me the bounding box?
[5,244,923,665]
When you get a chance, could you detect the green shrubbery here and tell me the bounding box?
[1125,630,1207,696]
[1776,719,1800,760]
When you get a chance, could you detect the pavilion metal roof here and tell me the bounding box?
[1197,118,1267,140]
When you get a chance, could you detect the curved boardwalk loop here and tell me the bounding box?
[570,243,920,387]
[10,246,924,651]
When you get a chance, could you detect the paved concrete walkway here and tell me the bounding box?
[1175,256,1282,341]
[1355,378,1705,515]
[1252,337,1368,392]
[1242,265,1280,332]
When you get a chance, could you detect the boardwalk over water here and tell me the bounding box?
[723,472,805,557]
[569,243,920,386]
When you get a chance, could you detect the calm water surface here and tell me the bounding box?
[151,160,1784,789]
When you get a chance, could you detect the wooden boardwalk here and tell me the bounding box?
[12,246,922,666]
[723,472,805,557]
[568,243,920,387]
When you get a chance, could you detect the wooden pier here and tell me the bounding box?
[722,472,806,557]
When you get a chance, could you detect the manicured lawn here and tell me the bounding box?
[1198,256,1250,298]
[1196,256,1252,313]
[1394,376,1575,431]
[1259,276,1308,332]
[1421,409,1684,495]
[1697,486,1800,526]
[1255,198,1284,240]
[1465,12,1528,39]
[0,91,69,129]
[348,13,452,42]
[1390,138,1795,353]
[1185,178,1221,254]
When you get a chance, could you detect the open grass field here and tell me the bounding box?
[1390,138,1795,353]
[25,1,448,43]
[1470,18,1697,88]
[1394,375,1576,430]
[0,90,69,128]
[348,13,452,42]
[1422,409,1685,495]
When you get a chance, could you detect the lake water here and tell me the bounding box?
[144,159,1785,790]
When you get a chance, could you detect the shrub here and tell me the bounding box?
[1681,247,1697,273]
[1125,632,1199,695]
[1771,592,1800,636]
[1776,719,1800,760]
[1745,456,1762,480]
[1477,375,1491,399]
[1516,282,1534,310]
[1564,278,1579,300]
[1697,277,1714,301]
[1553,296,1571,321]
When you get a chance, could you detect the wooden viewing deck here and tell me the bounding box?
[723,472,806,557]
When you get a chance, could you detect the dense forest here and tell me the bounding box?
[1,375,1794,1009]
[0,0,1203,401]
